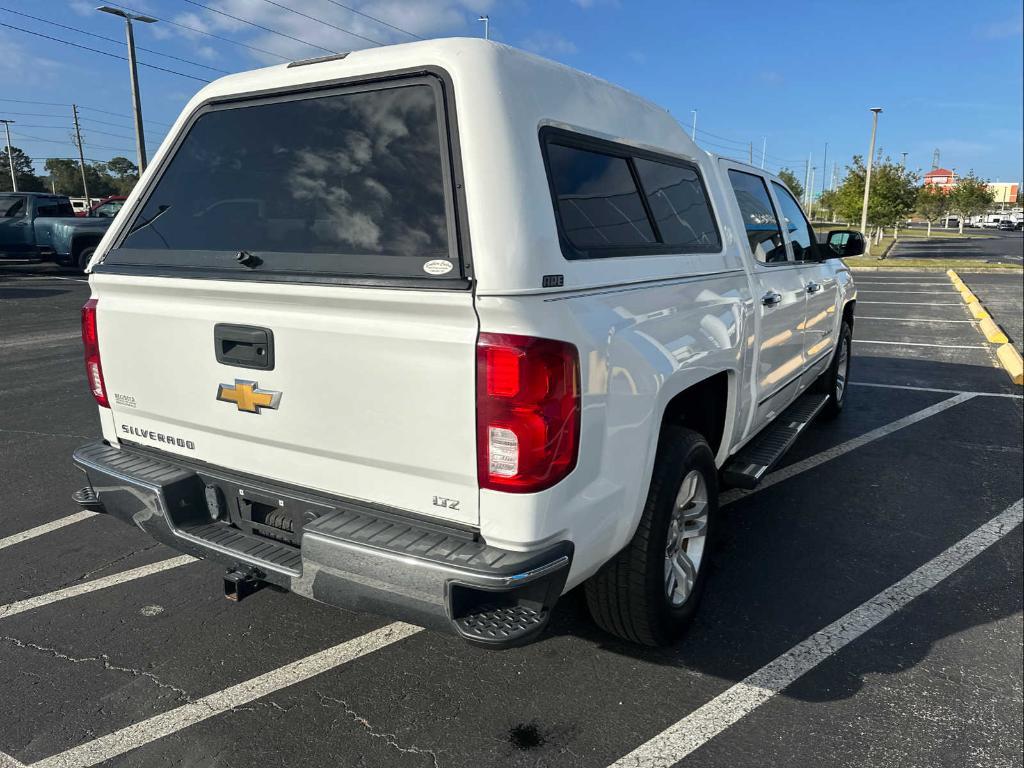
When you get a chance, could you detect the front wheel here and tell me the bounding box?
[585,426,718,646]
[815,320,852,420]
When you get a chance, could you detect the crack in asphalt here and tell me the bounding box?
[316,692,441,768]
[70,543,162,584]
[0,635,194,704]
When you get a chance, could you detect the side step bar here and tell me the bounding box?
[722,392,830,489]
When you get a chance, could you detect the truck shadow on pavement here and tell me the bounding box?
[544,355,1022,704]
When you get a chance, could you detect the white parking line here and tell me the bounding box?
[0,512,97,553]
[30,622,422,768]
[0,556,195,620]
[857,316,973,323]
[857,290,957,294]
[859,301,962,306]
[722,393,975,506]
[608,498,1024,768]
[851,381,1023,399]
[854,340,987,349]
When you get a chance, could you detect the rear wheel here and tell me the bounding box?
[76,245,96,273]
[815,320,852,420]
[585,426,717,646]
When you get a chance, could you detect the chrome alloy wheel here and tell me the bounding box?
[836,335,850,402]
[664,469,709,607]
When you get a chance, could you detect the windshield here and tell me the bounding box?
[94,201,125,218]
[1,195,27,218]
[108,77,460,281]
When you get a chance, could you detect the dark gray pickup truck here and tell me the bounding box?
[1,192,115,270]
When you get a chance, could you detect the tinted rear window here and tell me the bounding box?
[542,130,721,259]
[107,79,459,280]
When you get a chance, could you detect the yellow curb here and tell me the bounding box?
[946,269,959,279]
[968,302,991,320]
[996,344,1024,385]
[979,318,1010,344]
[960,289,978,304]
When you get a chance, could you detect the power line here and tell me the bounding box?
[12,132,135,153]
[112,3,291,61]
[0,6,231,74]
[179,0,336,55]
[258,0,384,46]
[321,0,423,40]
[695,127,749,149]
[0,21,212,83]
[13,124,138,141]
[0,105,170,130]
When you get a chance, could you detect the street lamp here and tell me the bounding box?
[690,110,697,141]
[859,107,882,247]
[477,15,489,40]
[97,6,156,173]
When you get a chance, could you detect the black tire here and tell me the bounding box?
[815,320,852,420]
[584,426,718,646]
[76,246,96,273]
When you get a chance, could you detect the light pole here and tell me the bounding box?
[1,119,16,191]
[477,15,489,40]
[859,107,883,242]
[690,110,697,141]
[97,6,156,173]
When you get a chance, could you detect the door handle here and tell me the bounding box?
[761,291,783,307]
[806,282,822,294]
[214,324,275,370]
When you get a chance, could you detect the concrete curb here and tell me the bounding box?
[996,344,1024,385]
[947,269,1019,385]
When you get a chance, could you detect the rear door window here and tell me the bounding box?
[107,77,461,282]
[633,158,720,248]
[0,195,27,217]
[726,170,788,264]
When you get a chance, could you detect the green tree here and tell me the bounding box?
[818,189,839,220]
[831,156,919,253]
[915,184,949,237]
[777,168,804,201]
[0,145,46,192]
[948,172,995,233]
[105,156,139,196]
[43,158,118,198]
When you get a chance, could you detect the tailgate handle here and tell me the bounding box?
[214,324,275,370]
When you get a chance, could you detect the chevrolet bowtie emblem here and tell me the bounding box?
[216,380,282,414]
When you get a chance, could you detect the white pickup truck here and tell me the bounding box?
[72,39,863,648]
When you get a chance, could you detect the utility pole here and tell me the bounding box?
[760,136,766,169]
[98,6,157,172]
[900,151,908,168]
[477,15,489,39]
[808,166,816,215]
[690,110,697,141]
[831,161,839,191]
[931,148,940,170]
[748,142,753,164]
[859,108,883,242]
[821,142,829,197]
[71,104,90,202]
[1,119,16,191]
[803,153,812,205]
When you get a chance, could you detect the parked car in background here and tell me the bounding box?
[0,192,115,270]
[997,220,1015,231]
[87,196,128,218]
[72,39,862,649]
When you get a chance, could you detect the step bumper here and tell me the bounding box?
[72,441,572,647]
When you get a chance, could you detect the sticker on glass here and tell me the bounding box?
[423,259,454,276]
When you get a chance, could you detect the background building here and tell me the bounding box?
[923,168,957,189]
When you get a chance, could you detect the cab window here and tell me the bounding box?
[726,170,787,264]
[771,183,817,261]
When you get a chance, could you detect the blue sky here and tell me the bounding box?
[2,0,1021,190]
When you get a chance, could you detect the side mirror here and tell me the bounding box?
[826,230,865,258]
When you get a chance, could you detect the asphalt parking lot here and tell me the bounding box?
[889,230,1024,265]
[1,265,1022,768]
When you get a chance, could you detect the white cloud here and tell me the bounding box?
[158,0,497,66]
[973,12,1023,39]
[0,32,61,86]
[521,30,578,57]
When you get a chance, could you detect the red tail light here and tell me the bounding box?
[476,333,580,493]
[81,298,109,408]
